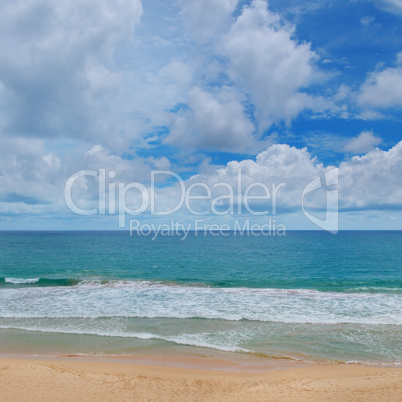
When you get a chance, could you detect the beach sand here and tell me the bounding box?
[0,358,401,401]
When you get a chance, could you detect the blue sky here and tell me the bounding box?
[0,0,401,230]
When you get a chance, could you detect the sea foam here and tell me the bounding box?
[0,281,400,325]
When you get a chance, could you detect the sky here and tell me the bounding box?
[0,0,401,230]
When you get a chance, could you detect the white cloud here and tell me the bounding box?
[0,137,169,220]
[200,144,324,212]
[220,0,320,131]
[0,0,336,157]
[0,133,66,218]
[139,143,328,219]
[339,141,402,210]
[177,0,238,43]
[372,0,402,15]
[205,141,402,213]
[161,140,402,216]
[360,16,375,27]
[344,131,382,154]
[164,0,330,151]
[0,0,143,144]
[128,59,194,129]
[358,66,402,109]
[167,87,261,152]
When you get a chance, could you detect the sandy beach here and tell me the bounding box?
[0,358,400,401]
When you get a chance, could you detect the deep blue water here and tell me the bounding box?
[1,231,401,291]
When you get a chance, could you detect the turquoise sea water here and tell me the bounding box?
[0,231,401,364]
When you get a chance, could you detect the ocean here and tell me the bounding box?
[0,231,401,365]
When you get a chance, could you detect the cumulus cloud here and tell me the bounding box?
[167,87,260,152]
[339,141,402,210]
[196,140,402,214]
[186,144,325,214]
[0,137,171,220]
[178,0,238,43]
[165,0,329,151]
[129,143,328,220]
[149,140,402,222]
[0,0,143,143]
[220,0,320,130]
[0,0,335,157]
[0,133,65,219]
[358,66,402,109]
[344,131,382,154]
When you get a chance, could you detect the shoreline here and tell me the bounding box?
[0,356,401,401]
[1,326,400,369]
[0,351,316,372]
[1,344,401,369]
[2,349,401,371]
